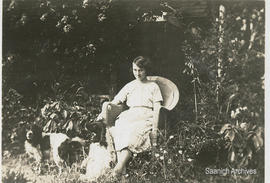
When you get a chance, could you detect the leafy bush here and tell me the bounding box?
[39,81,108,138]
[2,1,264,183]
[219,123,263,168]
[2,88,37,150]
[181,0,264,172]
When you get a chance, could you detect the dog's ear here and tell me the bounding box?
[58,139,71,161]
[85,121,105,131]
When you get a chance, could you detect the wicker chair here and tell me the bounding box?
[101,76,179,137]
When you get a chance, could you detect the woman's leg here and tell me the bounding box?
[113,149,131,176]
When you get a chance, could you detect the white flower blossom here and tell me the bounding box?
[187,158,193,162]
[241,19,247,31]
[240,122,248,131]
[235,16,241,21]
[231,110,236,119]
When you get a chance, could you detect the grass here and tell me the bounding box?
[2,148,263,182]
[2,122,263,183]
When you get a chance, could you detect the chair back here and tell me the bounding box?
[147,76,179,110]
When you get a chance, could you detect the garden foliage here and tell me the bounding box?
[2,1,264,182]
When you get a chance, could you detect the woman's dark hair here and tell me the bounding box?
[132,56,152,73]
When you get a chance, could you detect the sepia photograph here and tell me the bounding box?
[1,0,265,182]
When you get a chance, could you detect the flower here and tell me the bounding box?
[240,122,248,131]
[82,0,89,8]
[235,16,241,21]
[160,156,164,160]
[169,135,174,139]
[61,16,68,23]
[168,159,172,164]
[63,24,72,33]
[187,158,193,162]
[40,13,48,21]
[163,150,168,154]
[98,13,106,22]
[178,150,183,155]
[155,153,160,158]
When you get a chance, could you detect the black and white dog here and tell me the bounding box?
[24,124,85,173]
[80,122,116,181]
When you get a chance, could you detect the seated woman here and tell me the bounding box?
[107,56,163,177]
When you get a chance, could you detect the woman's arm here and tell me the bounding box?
[96,83,129,120]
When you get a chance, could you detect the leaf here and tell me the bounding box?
[247,148,253,159]
[50,101,58,108]
[225,130,235,142]
[76,87,84,94]
[55,103,60,111]
[41,104,50,117]
[255,126,263,136]
[66,121,73,131]
[229,150,235,162]
[50,121,57,132]
[228,93,237,102]
[252,135,263,151]
[62,110,68,119]
[43,120,52,132]
[49,113,57,119]
[219,124,232,135]
[239,156,248,167]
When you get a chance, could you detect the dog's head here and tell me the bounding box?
[25,124,43,146]
[10,124,26,144]
[85,122,107,147]
[58,139,84,166]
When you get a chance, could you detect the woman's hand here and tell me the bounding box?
[96,112,104,121]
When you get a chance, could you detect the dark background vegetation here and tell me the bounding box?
[2,0,265,182]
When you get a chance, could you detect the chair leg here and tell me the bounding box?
[120,166,129,183]
[164,115,168,139]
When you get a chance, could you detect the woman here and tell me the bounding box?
[108,56,163,177]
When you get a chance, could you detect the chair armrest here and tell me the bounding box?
[102,102,127,127]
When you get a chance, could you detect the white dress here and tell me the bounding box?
[110,79,163,153]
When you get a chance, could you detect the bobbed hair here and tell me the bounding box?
[132,56,152,75]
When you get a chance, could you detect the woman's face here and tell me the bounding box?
[132,63,146,81]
